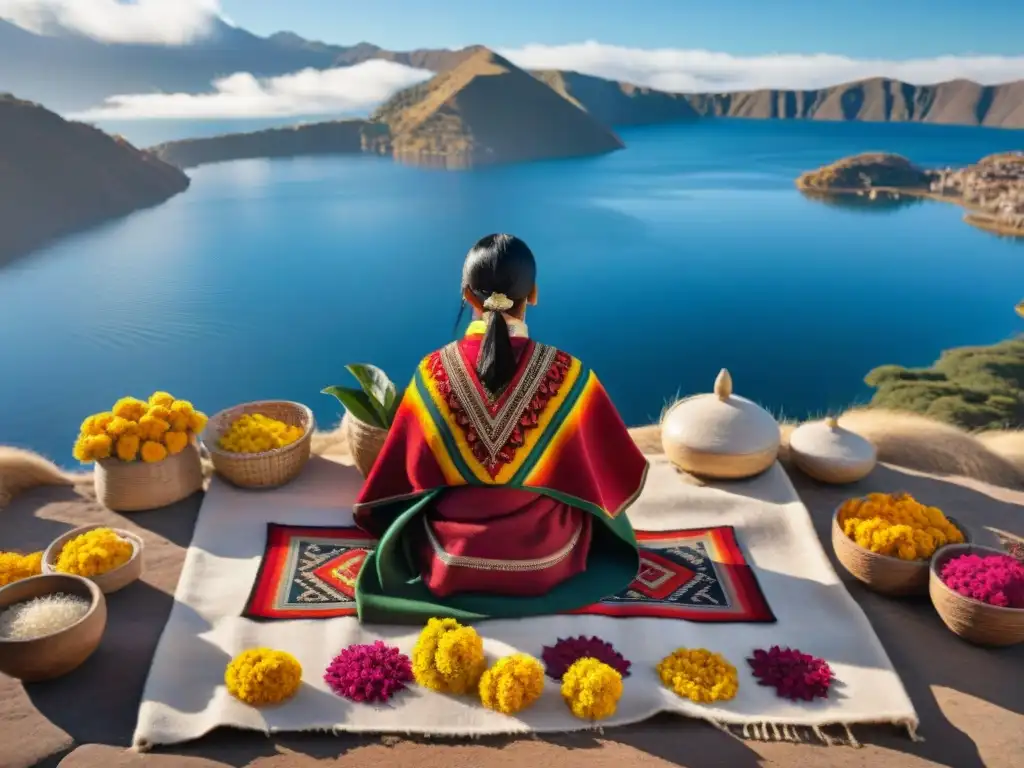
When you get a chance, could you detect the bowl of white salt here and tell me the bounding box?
[0,573,106,682]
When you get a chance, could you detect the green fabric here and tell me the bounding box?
[354,489,640,625]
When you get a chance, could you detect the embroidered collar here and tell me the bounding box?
[465,315,529,339]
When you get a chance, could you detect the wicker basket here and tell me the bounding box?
[201,400,314,489]
[94,440,203,512]
[930,544,1024,647]
[42,524,144,594]
[343,410,389,477]
[832,503,970,596]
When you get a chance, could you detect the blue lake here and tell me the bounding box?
[1,118,1022,467]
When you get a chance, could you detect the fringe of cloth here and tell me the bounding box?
[132,718,923,753]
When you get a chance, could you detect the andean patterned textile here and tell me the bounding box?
[352,331,649,624]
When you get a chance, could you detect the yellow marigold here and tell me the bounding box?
[225,648,303,706]
[55,528,134,577]
[112,397,148,422]
[148,404,173,423]
[167,400,195,432]
[0,551,43,587]
[80,412,114,437]
[218,413,304,454]
[838,492,964,560]
[105,416,138,439]
[188,410,209,434]
[115,434,141,462]
[148,391,176,408]
[657,648,739,704]
[411,618,486,695]
[138,412,170,441]
[479,653,545,714]
[163,430,189,455]
[140,440,168,463]
[72,434,113,463]
[561,658,622,720]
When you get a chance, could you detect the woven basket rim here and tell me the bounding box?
[94,440,196,467]
[929,542,1024,615]
[0,573,103,645]
[832,498,970,566]
[200,400,315,460]
[42,525,143,574]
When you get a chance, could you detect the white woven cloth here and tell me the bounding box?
[132,455,918,749]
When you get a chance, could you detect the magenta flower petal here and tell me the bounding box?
[746,646,835,702]
[541,635,631,680]
[324,640,413,704]
[940,553,1024,609]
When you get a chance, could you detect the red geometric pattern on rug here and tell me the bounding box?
[243,524,774,623]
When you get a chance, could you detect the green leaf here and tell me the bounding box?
[321,385,385,428]
[345,363,397,426]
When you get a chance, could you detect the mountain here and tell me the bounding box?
[2,17,1023,129]
[370,47,623,168]
[149,120,385,169]
[0,94,189,266]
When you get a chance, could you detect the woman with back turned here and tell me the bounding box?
[352,234,649,624]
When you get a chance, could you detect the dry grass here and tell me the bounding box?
[4,408,1024,509]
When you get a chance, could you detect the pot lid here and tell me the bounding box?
[662,369,780,455]
[789,416,876,465]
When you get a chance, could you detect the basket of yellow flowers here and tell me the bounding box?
[201,401,314,489]
[73,392,206,513]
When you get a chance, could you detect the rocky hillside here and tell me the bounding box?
[796,153,932,192]
[532,70,700,126]
[371,48,624,168]
[0,94,189,265]
[149,120,388,169]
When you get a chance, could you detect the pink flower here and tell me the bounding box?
[324,640,413,704]
[541,635,631,680]
[747,646,835,701]
[939,553,1024,609]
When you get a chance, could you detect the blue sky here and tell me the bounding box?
[222,0,1024,58]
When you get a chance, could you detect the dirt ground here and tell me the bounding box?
[1,460,1022,768]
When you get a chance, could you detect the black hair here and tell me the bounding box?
[453,233,537,394]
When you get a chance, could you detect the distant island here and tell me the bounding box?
[0,94,189,267]
[797,152,1024,236]
[865,336,1024,431]
[152,49,624,170]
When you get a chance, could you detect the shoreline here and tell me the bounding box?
[796,181,1024,238]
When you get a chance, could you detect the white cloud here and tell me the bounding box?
[498,41,1024,91]
[68,60,433,120]
[0,0,221,45]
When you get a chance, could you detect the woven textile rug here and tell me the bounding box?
[243,523,776,623]
[133,455,918,749]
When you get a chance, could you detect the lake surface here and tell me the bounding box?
[2,118,1022,467]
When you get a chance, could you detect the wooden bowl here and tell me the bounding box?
[201,400,314,489]
[930,544,1024,647]
[43,525,144,594]
[832,505,969,596]
[0,573,107,682]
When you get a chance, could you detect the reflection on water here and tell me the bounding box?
[799,189,927,214]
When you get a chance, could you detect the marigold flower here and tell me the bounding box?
[138,412,170,441]
[169,400,196,432]
[116,434,141,461]
[188,410,209,434]
[140,440,169,463]
[657,648,739,704]
[479,653,545,714]
[219,414,304,454]
[89,434,113,460]
[105,416,138,439]
[0,551,43,587]
[747,646,834,701]
[838,492,964,560]
[560,657,622,720]
[411,617,486,695]
[147,405,173,423]
[163,430,189,455]
[225,648,303,706]
[80,412,114,437]
[541,635,631,680]
[112,397,148,422]
[148,391,175,408]
[55,528,133,577]
[72,437,93,463]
